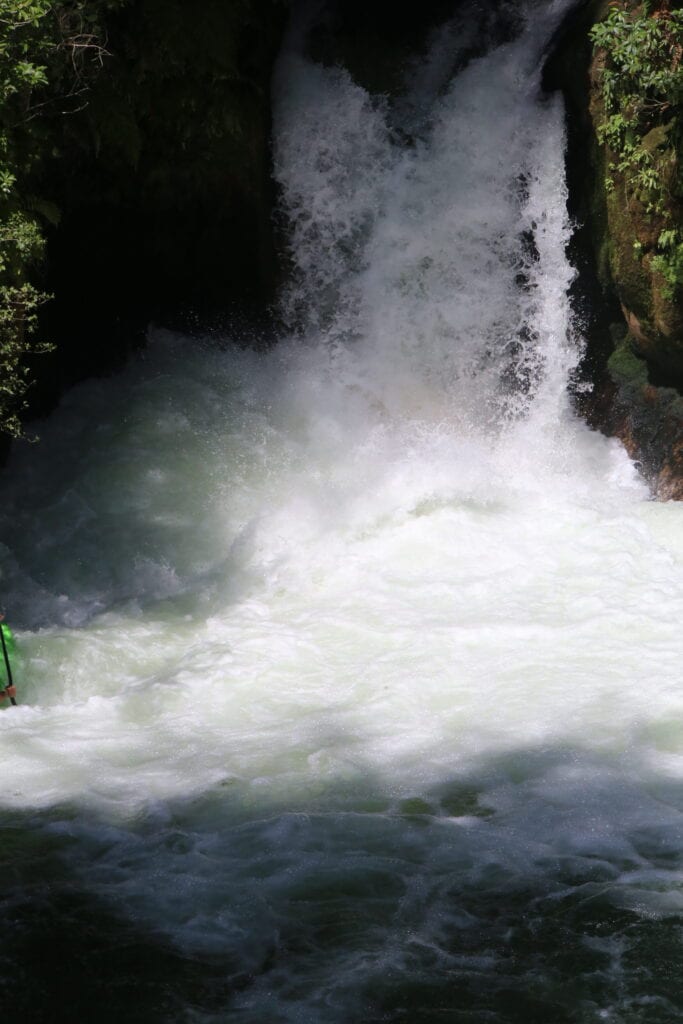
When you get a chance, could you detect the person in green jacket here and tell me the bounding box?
[0,613,17,703]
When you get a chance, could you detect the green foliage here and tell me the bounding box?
[0,0,126,436]
[652,229,683,298]
[591,2,683,302]
[0,1,51,436]
[590,3,683,213]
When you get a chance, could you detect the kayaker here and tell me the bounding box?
[0,613,17,703]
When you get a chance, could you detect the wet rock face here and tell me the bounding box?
[588,20,683,390]
[546,0,683,498]
[585,0,683,498]
[583,328,683,499]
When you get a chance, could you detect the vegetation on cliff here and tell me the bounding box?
[591,5,683,219]
[589,0,683,383]
[0,0,120,436]
[0,0,284,440]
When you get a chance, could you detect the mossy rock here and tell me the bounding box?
[606,334,683,498]
[641,122,672,155]
[607,334,648,390]
[550,0,683,497]
[582,0,683,387]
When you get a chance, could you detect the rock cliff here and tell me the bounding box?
[548,0,683,498]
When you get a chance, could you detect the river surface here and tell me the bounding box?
[2,2,683,1021]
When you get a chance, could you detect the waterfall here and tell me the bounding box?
[2,2,683,1020]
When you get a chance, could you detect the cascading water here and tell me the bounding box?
[2,2,683,1020]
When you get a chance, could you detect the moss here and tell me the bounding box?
[641,122,672,155]
[588,0,683,385]
[607,334,649,388]
[605,333,683,496]
[607,186,657,321]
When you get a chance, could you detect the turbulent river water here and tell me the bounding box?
[3,1,683,1021]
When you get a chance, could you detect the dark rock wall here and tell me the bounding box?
[24,0,287,419]
[546,0,683,498]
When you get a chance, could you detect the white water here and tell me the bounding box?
[2,2,683,1020]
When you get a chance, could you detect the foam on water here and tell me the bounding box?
[2,1,683,1020]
